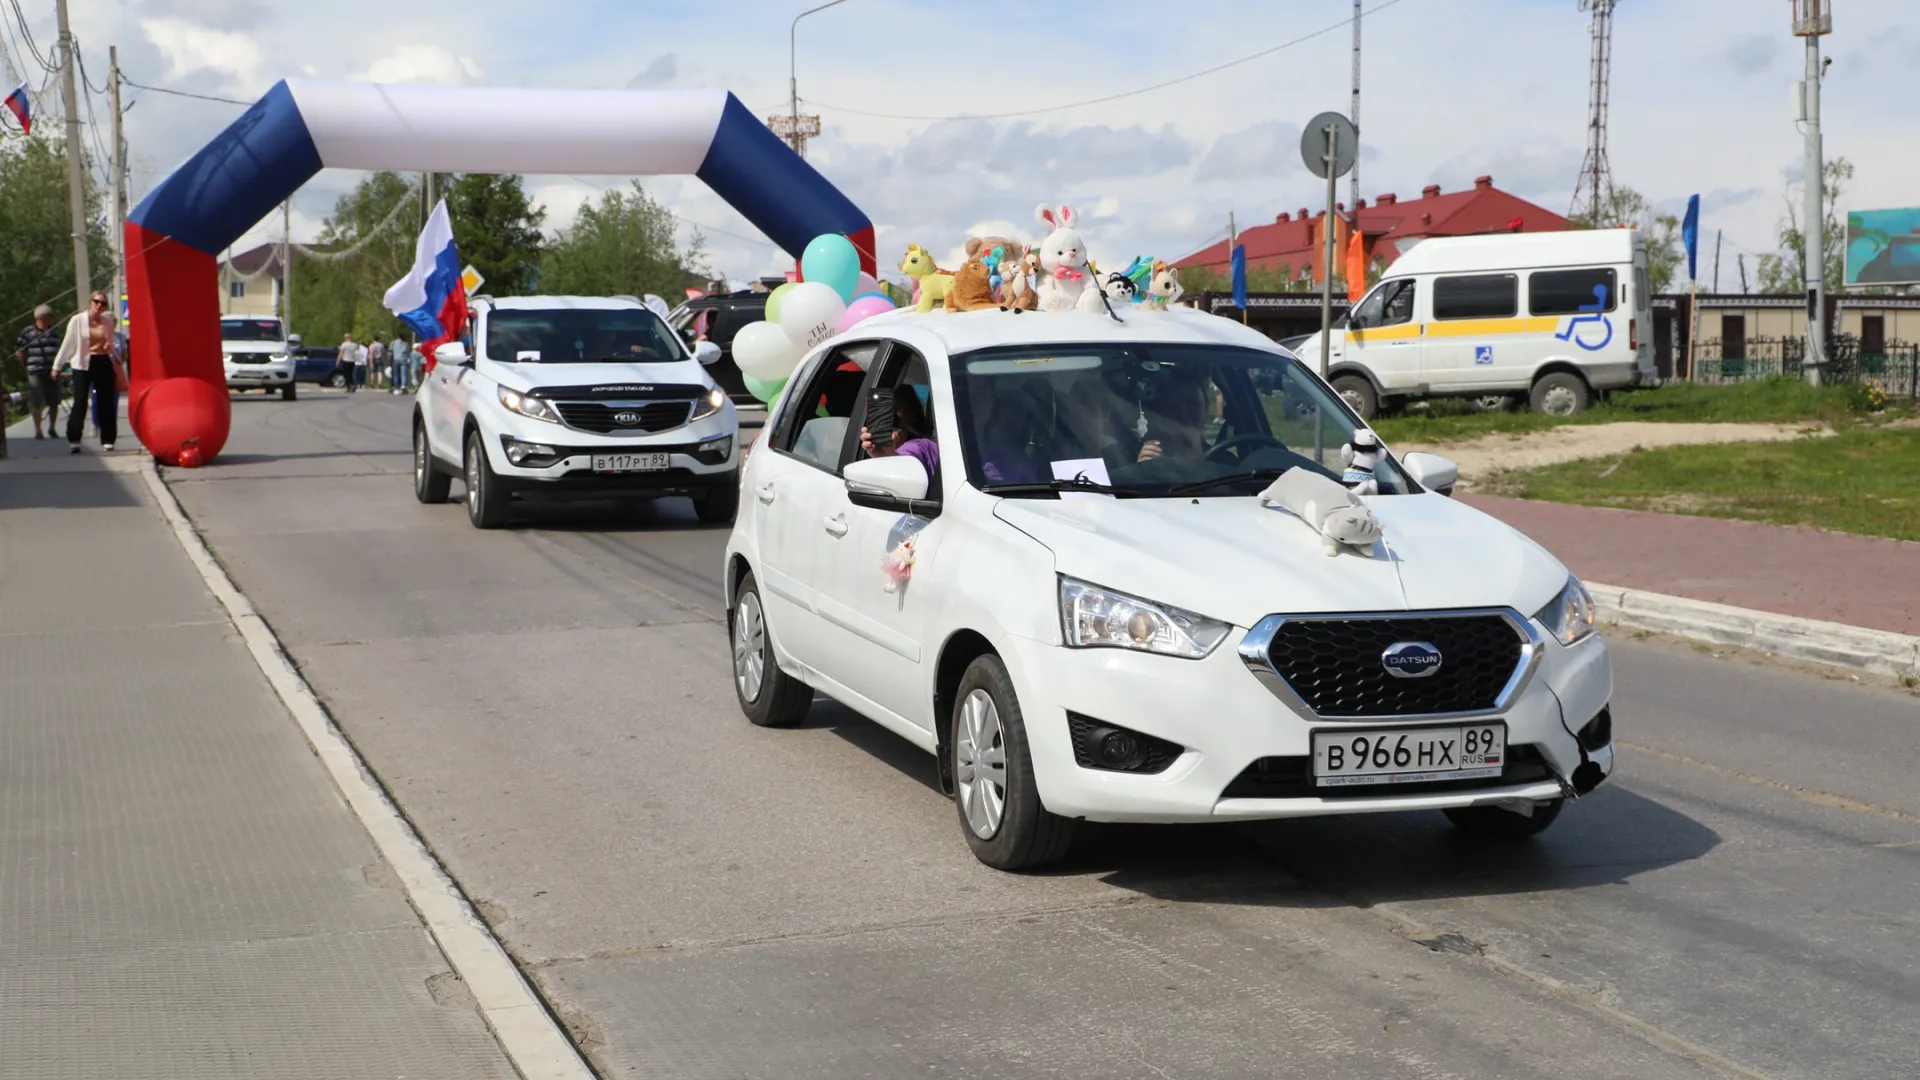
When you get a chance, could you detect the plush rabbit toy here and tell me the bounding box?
[1032,204,1092,313]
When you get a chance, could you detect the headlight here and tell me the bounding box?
[1059,577,1229,659]
[1535,575,1597,646]
[270,352,291,362]
[497,387,559,424]
[690,387,728,420]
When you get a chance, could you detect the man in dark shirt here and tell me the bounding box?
[14,304,63,439]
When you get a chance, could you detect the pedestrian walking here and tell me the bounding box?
[367,337,386,390]
[14,304,63,439]
[408,339,425,389]
[52,292,124,453]
[387,333,410,393]
[351,336,368,391]
[335,334,362,393]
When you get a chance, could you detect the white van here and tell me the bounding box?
[1291,231,1657,418]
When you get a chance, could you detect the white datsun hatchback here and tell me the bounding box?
[724,308,1613,870]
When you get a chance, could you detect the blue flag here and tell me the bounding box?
[1231,244,1247,309]
[1681,194,1700,282]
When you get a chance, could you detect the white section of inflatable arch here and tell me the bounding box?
[283,80,730,174]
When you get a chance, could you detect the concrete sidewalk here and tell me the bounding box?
[1462,493,1920,638]
[0,426,517,1079]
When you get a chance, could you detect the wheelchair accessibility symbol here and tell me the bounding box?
[1554,285,1613,351]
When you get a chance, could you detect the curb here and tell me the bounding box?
[1587,579,1920,681]
[139,460,596,1080]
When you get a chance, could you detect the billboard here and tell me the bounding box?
[1845,207,1920,287]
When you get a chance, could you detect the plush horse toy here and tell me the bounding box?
[900,245,956,313]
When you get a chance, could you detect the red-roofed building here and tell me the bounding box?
[1178,175,1570,285]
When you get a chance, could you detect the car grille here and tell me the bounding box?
[229,353,273,364]
[1220,744,1554,800]
[1257,613,1528,718]
[550,400,693,435]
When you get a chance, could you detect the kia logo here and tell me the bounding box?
[612,410,642,426]
[1381,641,1443,679]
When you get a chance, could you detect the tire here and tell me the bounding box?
[730,571,812,728]
[1467,393,1512,413]
[1444,798,1564,839]
[1529,372,1591,417]
[464,429,510,529]
[1331,374,1378,421]
[693,481,740,524]
[281,382,297,401]
[326,372,347,388]
[951,654,1075,870]
[414,420,451,504]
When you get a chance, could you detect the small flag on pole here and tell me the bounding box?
[4,83,30,135]
[1682,194,1701,282]
[383,200,469,371]
[1230,243,1247,310]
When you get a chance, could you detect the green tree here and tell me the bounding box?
[289,171,421,346]
[1178,261,1315,296]
[1569,186,1684,293]
[0,135,112,398]
[540,181,692,299]
[1756,157,1854,294]
[444,173,545,297]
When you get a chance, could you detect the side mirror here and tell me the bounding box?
[434,342,471,366]
[1401,451,1458,496]
[693,340,722,366]
[287,333,302,345]
[844,456,940,516]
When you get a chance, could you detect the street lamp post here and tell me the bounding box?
[787,0,852,158]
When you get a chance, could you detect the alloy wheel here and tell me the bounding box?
[465,445,483,521]
[955,689,1008,839]
[733,591,766,703]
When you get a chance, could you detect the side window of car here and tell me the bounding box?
[774,341,884,472]
[709,304,758,346]
[844,344,937,479]
[1530,267,1619,315]
[1378,279,1418,325]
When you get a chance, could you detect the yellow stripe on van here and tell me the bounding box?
[1348,325,1424,344]
[1423,316,1561,338]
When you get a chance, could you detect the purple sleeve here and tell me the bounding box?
[896,438,940,483]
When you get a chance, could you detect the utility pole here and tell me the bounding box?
[1793,0,1830,386]
[1712,228,1722,293]
[1350,0,1362,211]
[54,0,90,315]
[1738,253,1750,294]
[109,46,126,321]
[281,200,291,328]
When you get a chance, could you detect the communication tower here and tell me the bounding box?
[1568,0,1617,221]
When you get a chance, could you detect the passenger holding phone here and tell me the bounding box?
[859,386,939,484]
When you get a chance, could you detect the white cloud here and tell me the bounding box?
[627,54,677,89]
[140,17,264,87]
[1196,121,1306,182]
[355,46,483,85]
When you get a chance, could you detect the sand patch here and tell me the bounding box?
[1392,421,1831,490]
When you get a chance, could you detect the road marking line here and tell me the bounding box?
[1619,741,1920,827]
[141,459,595,1080]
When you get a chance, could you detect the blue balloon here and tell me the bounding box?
[801,234,862,303]
[849,291,891,304]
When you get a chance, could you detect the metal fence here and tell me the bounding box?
[1689,336,1919,403]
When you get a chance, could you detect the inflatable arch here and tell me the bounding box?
[125,80,876,465]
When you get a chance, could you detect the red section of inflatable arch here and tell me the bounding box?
[126,221,231,466]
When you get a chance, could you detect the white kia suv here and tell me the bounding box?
[723,308,1614,869]
[221,315,298,400]
[413,295,739,528]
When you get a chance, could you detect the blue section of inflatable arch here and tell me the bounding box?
[128,81,321,256]
[696,92,872,265]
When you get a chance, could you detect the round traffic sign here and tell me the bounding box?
[1300,111,1358,180]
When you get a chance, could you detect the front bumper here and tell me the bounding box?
[998,624,1613,824]
[480,407,740,498]
[226,367,292,384]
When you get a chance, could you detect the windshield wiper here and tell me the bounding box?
[980,477,1144,498]
[1164,468,1295,496]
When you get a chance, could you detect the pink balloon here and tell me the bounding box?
[856,271,881,296]
[841,293,896,330]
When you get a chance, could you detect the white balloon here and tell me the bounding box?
[732,320,805,381]
[778,281,847,350]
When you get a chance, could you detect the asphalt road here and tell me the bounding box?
[170,389,1920,1080]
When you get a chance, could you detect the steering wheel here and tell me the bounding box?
[1204,433,1288,465]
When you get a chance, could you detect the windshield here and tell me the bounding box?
[950,343,1409,497]
[221,319,285,342]
[483,307,686,364]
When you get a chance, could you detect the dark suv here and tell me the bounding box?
[668,290,768,407]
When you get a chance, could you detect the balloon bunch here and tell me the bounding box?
[731,233,897,408]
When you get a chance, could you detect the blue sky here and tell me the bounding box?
[21,0,1920,289]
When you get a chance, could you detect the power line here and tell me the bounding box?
[120,78,249,105]
[803,0,1415,123]
[4,0,55,72]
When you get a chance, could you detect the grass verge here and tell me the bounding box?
[1371,378,1894,445]
[1491,425,1920,542]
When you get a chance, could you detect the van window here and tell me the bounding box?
[1432,274,1517,320]
[1351,279,1417,329]
[1531,268,1619,315]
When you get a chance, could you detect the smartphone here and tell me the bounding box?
[865,388,895,452]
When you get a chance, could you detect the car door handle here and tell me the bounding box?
[756,482,776,504]
[823,513,848,537]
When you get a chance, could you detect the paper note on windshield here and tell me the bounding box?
[1051,458,1113,500]
[516,350,541,361]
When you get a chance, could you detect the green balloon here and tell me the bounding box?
[764,282,799,325]
[741,373,787,405]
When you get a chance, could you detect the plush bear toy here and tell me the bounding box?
[965,236,1027,300]
[1258,469,1383,557]
[881,537,917,591]
[1340,430,1383,497]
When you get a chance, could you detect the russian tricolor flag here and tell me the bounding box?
[4,83,29,136]
[383,198,468,369]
